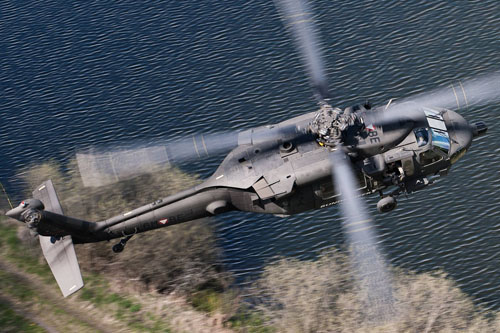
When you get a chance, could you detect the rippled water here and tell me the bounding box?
[1,1,499,309]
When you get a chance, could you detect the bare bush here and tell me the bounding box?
[18,160,230,295]
[254,250,499,333]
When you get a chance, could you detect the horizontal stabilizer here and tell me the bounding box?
[33,180,84,297]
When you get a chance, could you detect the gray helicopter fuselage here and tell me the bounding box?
[88,106,472,241]
[7,104,479,245]
[197,105,471,216]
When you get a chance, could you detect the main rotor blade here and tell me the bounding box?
[77,131,239,187]
[330,148,395,321]
[274,0,330,101]
[77,124,309,187]
[366,71,500,127]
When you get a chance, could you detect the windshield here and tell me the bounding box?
[423,108,451,155]
[415,127,449,166]
[430,128,450,154]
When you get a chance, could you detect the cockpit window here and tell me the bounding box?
[430,128,450,154]
[414,128,429,147]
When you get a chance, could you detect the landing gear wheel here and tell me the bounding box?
[377,196,397,213]
[112,243,124,253]
[112,234,133,253]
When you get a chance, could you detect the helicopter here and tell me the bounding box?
[5,0,496,300]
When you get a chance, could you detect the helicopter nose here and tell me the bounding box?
[446,110,474,156]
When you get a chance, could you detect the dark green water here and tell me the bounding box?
[1,1,499,309]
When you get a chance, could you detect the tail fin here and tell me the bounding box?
[33,180,84,297]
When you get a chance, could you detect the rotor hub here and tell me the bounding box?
[310,102,364,146]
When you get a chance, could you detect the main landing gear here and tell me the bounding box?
[377,195,397,213]
[112,235,133,253]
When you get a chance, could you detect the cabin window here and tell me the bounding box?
[314,182,338,200]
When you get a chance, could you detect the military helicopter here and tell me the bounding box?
[5,0,496,300]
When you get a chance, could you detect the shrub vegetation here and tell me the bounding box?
[253,249,500,333]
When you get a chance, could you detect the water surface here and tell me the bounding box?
[1,1,499,309]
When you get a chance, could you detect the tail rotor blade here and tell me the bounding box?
[274,0,330,101]
[330,148,395,321]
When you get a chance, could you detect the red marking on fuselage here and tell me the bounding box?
[366,124,376,132]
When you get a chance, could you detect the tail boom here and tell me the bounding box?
[5,180,240,296]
